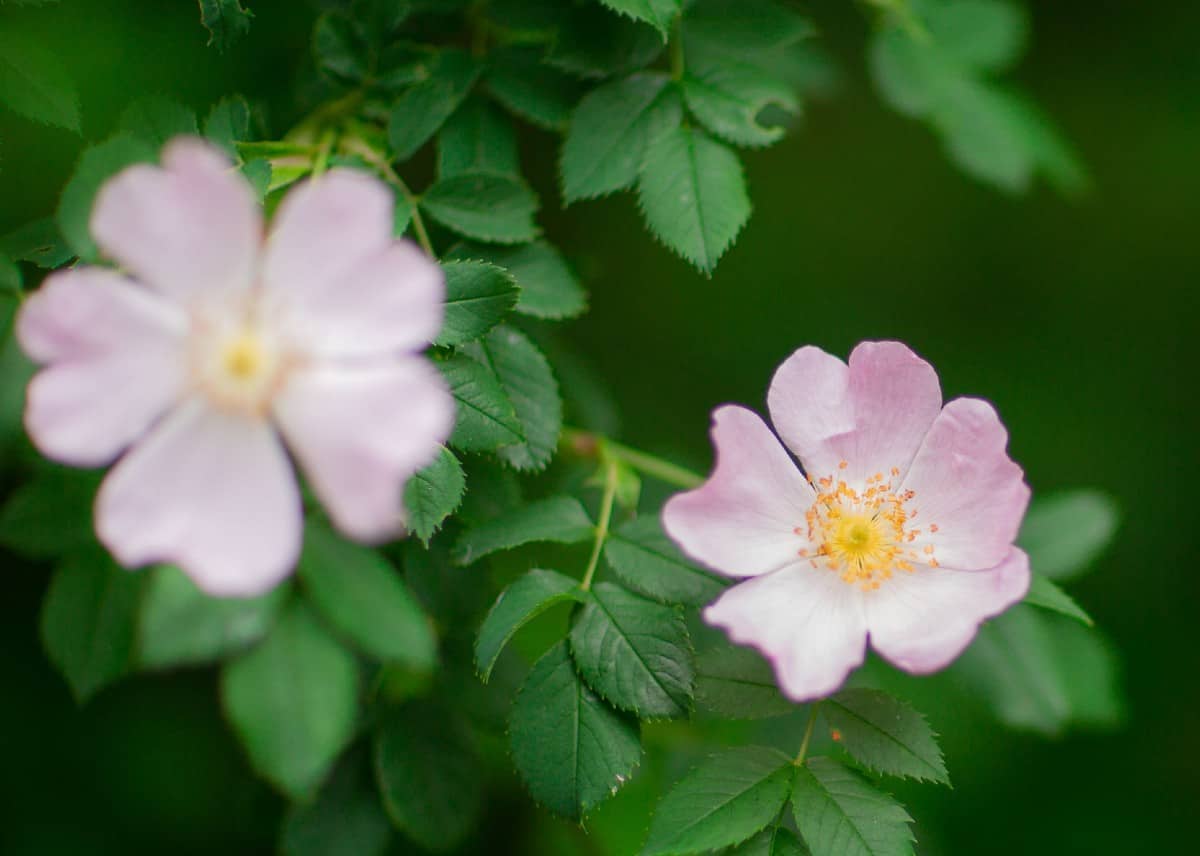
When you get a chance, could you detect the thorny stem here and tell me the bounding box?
[341,136,436,257]
[580,454,619,592]
[669,15,685,81]
[794,702,822,766]
[563,428,704,490]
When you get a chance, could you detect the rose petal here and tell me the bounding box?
[768,341,942,486]
[865,548,1031,674]
[276,240,444,359]
[901,397,1030,570]
[705,565,868,701]
[261,168,394,312]
[90,138,260,303]
[95,397,303,597]
[17,268,187,466]
[273,357,454,543]
[662,405,816,579]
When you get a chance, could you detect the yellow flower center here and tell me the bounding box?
[796,463,939,591]
[222,332,267,381]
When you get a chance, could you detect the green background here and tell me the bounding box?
[1,0,1196,853]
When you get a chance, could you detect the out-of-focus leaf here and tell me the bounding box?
[1018,489,1119,581]
[0,29,80,131]
[452,495,593,565]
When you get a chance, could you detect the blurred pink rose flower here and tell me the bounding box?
[18,138,453,596]
[663,341,1031,701]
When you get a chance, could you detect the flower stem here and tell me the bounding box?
[795,702,822,766]
[311,128,337,178]
[669,15,685,81]
[580,454,619,592]
[562,428,704,490]
[340,136,436,257]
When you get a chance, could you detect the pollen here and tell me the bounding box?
[798,467,937,591]
[222,332,266,381]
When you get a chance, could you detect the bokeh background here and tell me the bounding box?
[1,0,1197,853]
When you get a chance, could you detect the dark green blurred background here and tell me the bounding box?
[2,0,1197,853]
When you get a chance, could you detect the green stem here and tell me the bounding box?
[795,702,822,766]
[311,128,337,178]
[669,14,685,80]
[580,454,619,591]
[341,136,436,257]
[562,429,705,490]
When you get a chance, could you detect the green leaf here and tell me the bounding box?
[729,826,810,856]
[204,94,252,156]
[388,49,481,160]
[199,0,253,51]
[221,601,359,798]
[463,325,562,471]
[452,495,593,565]
[57,134,158,261]
[598,0,681,38]
[449,240,586,320]
[138,565,289,669]
[438,350,523,452]
[509,641,642,819]
[438,95,519,178]
[281,747,392,856]
[791,757,914,856]
[1023,574,1093,626]
[560,72,681,203]
[403,446,466,544]
[420,171,539,244]
[374,702,482,851]
[298,524,435,670]
[40,548,143,703]
[637,125,750,274]
[0,467,101,559]
[683,0,815,53]
[313,12,367,82]
[922,0,1028,73]
[548,6,664,79]
[569,582,694,719]
[475,568,585,681]
[1018,489,1119,581]
[0,252,19,296]
[869,16,1083,195]
[0,30,80,131]
[953,604,1123,736]
[485,48,583,131]
[641,746,795,855]
[0,217,73,268]
[604,516,727,607]
[693,645,795,720]
[435,260,520,347]
[116,95,199,148]
[682,65,799,148]
[823,689,949,784]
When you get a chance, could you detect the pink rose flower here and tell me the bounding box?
[17,138,454,596]
[662,341,1031,701]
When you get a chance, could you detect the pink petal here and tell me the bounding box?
[90,138,260,303]
[261,169,395,313]
[705,565,868,701]
[901,397,1030,570]
[95,397,303,597]
[865,548,1030,674]
[275,240,444,359]
[17,268,187,466]
[662,405,816,579]
[273,358,454,543]
[767,341,942,486]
